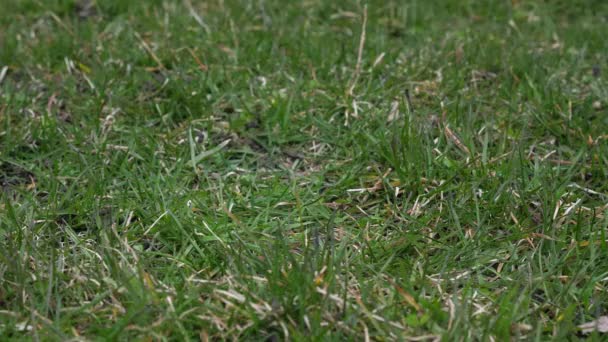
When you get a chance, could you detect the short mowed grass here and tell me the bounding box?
[1,0,608,340]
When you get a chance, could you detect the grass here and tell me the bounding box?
[1,0,607,340]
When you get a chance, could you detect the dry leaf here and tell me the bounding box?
[579,316,608,334]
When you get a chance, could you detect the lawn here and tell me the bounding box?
[1,0,607,340]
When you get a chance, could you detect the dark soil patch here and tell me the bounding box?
[0,161,35,190]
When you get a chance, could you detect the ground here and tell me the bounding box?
[1,0,608,340]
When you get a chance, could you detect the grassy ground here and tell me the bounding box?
[1,0,607,340]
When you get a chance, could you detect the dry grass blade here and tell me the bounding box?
[578,316,608,334]
[134,31,166,70]
[346,5,368,97]
[386,277,422,313]
[0,66,8,85]
[443,125,470,155]
[215,289,246,303]
[184,0,211,33]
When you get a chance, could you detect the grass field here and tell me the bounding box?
[1,0,608,340]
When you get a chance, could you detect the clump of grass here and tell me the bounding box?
[1,0,607,340]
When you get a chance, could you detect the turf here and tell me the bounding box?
[1,0,607,340]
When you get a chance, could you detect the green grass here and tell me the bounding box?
[1,0,607,340]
